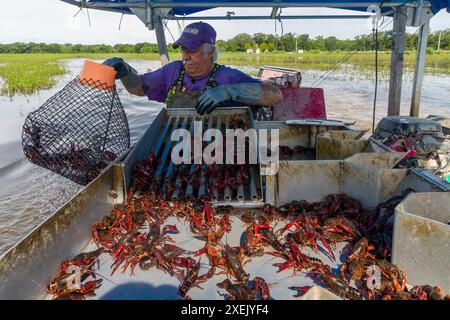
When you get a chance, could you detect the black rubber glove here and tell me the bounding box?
[103,57,133,79]
[103,57,142,90]
[195,83,262,115]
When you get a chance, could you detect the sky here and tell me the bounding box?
[0,0,449,44]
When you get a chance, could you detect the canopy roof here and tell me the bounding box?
[63,0,450,17]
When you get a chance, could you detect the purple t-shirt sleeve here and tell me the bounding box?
[141,61,183,102]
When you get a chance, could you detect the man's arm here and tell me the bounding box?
[119,67,146,96]
[122,79,146,96]
[103,57,146,96]
[260,81,282,106]
[195,82,283,115]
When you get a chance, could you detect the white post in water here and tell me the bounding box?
[437,31,442,51]
[410,20,430,117]
[388,6,407,116]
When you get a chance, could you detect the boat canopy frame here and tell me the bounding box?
[60,0,450,118]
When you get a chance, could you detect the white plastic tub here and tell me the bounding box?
[392,192,450,293]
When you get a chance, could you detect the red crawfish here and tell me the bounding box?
[217,279,256,300]
[241,225,265,257]
[178,260,215,298]
[253,223,284,253]
[252,277,271,300]
[289,285,312,298]
[217,277,271,300]
[60,248,104,274]
[268,240,323,274]
[223,244,250,283]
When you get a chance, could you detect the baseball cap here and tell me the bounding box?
[173,22,217,52]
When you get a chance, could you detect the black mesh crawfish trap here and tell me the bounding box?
[22,75,130,185]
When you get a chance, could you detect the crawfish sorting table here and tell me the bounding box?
[122,108,263,205]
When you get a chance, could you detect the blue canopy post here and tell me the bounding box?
[124,4,171,66]
[410,19,430,117]
[153,12,170,65]
[60,0,170,66]
[388,5,408,116]
[410,0,435,117]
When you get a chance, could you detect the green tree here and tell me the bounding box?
[267,42,276,52]
[324,36,338,51]
[280,33,296,52]
[296,34,310,50]
[228,33,254,52]
[244,42,253,51]
[252,33,268,45]
[216,39,227,51]
[259,42,268,52]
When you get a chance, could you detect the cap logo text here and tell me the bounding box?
[184,27,199,35]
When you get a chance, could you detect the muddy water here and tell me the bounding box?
[0,58,449,256]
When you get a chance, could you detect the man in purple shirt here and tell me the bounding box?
[103,22,282,115]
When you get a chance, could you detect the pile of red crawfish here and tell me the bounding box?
[46,152,449,300]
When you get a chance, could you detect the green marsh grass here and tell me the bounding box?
[0,53,160,97]
[219,51,450,74]
[0,51,448,97]
[0,62,64,97]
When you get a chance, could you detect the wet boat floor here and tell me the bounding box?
[44,215,347,300]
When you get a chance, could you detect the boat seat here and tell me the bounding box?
[273,87,326,120]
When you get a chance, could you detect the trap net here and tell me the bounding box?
[22,75,130,185]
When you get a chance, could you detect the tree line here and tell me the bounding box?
[1,29,448,54]
[0,42,162,54]
[216,29,449,52]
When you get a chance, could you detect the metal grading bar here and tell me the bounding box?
[172,117,195,200]
[223,116,232,202]
[155,116,181,179]
[151,116,173,158]
[210,116,222,202]
[185,165,197,198]
[163,116,188,196]
[185,117,200,198]
[249,165,259,201]
[234,116,247,202]
[236,169,245,202]
[198,115,214,199]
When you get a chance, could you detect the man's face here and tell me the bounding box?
[181,45,213,78]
